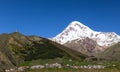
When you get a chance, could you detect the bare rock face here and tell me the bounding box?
[81,37,97,53]
[64,37,103,56]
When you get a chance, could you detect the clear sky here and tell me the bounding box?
[0,0,120,38]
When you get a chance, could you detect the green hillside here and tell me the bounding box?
[0,32,88,70]
[98,42,120,61]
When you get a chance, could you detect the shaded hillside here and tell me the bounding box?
[50,40,88,61]
[19,39,73,61]
[0,32,88,69]
[98,42,120,61]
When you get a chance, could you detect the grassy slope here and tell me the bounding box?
[0,32,88,69]
[0,33,15,69]
[98,42,120,61]
[27,68,120,72]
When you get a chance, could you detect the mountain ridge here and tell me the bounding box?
[53,21,120,47]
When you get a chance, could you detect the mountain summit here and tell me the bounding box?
[53,21,120,46]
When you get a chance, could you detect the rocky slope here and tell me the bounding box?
[64,37,103,56]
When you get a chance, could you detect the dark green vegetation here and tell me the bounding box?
[18,58,89,66]
[27,68,120,72]
[18,40,72,61]
[0,32,87,70]
[18,59,120,72]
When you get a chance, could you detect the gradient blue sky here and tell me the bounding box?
[0,0,120,38]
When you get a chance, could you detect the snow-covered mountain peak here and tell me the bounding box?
[53,21,96,44]
[53,21,120,46]
[69,21,87,28]
[67,21,94,32]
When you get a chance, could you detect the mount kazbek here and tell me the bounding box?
[52,21,120,56]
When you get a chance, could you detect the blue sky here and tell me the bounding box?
[0,0,120,38]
